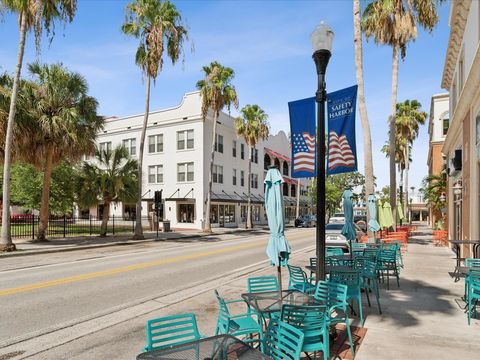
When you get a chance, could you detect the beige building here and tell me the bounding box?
[441,0,480,254]
[427,93,449,228]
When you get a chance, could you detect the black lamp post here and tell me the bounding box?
[311,21,334,282]
[399,180,403,226]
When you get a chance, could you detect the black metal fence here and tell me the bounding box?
[7,215,154,240]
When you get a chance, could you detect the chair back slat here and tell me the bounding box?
[465,258,480,268]
[314,280,348,310]
[263,319,304,360]
[248,276,279,293]
[287,265,308,283]
[326,247,344,257]
[329,269,361,288]
[281,304,327,338]
[145,313,200,351]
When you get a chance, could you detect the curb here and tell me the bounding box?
[0,228,271,258]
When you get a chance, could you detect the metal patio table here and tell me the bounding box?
[137,334,272,360]
[306,265,357,273]
[448,240,480,281]
[241,290,322,323]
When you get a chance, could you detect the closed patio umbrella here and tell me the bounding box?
[397,202,405,223]
[264,167,291,291]
[378,201,386,229]
[367,194,380,240]
[341,190,357,258]
[383,202,394,230]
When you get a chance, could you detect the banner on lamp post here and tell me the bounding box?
[327,85,358,175]
[289,97,316,178]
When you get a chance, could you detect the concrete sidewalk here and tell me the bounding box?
[0,226,271,258]
[3,226,479,359]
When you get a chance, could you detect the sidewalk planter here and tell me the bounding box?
[163,221,171,232]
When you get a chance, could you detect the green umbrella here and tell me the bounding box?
[264,167,291,290]
[378,201,386,229]
[397,202,405,223]
[341,190,357,257]
[383,202,394,229]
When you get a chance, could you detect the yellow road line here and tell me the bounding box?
[0,232,309,297]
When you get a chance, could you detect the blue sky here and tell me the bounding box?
[0,0,451,192]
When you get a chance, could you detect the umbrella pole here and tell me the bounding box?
[277,257,283,292]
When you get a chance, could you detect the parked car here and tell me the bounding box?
[329,213,345,223]
[294,214,317,228]
[325,222,365,249]
[10,213,34,223]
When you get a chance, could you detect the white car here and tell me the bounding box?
[325,222,365,249]
[329,213,345,223]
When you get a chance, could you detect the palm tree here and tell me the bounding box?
[353,0,375,231]
[362,0,440,229]
[197,61,238,232]
[395,99,427,211]
[421,173,446,211]
[0,0,77,251]
[22,62,103,242]
[235,104,269,229]
[122,0,188,240]
[76,146,138,237]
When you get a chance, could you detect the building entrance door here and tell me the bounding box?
[219,205,225,227]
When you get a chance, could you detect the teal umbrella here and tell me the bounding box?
[341,190,357,257]
[264,167,291,290]
[368,194,380,233]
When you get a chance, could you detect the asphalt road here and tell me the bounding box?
[0,227,314,344]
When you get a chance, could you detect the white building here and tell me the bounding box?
[441,0,480,244]
[91,91,310,230]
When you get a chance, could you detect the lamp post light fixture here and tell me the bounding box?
[453,181,462,196]
[311,21,334,282]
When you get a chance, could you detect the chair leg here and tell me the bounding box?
[375,283,382,314]
[357,293,364,326]
[395,267,400,287]
[365,284,371,307]
[345,315,355,358]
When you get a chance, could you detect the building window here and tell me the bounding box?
[251,174,258,189]
[232,140,237,157]
[148,165,163,184]
[240,170,245,187]
[252,205,260,222]
[283,183,289,196]
[123,204,136,220]
[99,141,111,153]
[178,203,194,223]
[233,169,237,186]
[264,154,271,170]
[215,134,224,153]
[241,143,245,159]
[213,165,223,184]
[291,184,296,196]
[177,130,194,150]
[443,116,449,136]
[122,138,136,155]
[283,161,289,176]
[148,134,163,153]
[250,148,258,164]
[177,162,194,182]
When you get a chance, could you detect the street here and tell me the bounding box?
[0,227,314,349]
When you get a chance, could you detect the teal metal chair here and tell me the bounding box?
[247,276,280,322]
[281,304,329,360]
[463,259,480,299]
[214,290,263,347]
[143,313,202,352]
[326,247,344,257]
[329,269,364,326]
[309,257,317,281]
[376,249,400,290]
[314,280,355,358]
[287,265,315,293]
[467,271,480,325]
[363,247,379,261]
[262,319,305,360]
[351,242,367,255]
[361,260,382,314]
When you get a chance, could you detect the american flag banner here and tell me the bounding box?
[327,85,358,175]
[288,97,316,178]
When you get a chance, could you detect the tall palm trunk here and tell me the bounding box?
[389,45,399,230]
[246,145,252,229]
[204,110,218,232]
[36,148,54,242]
[1,13,27,251]
[353,0,374,234]
[100,199,111,237]
[404,145,409,220]
[134,76,151,239]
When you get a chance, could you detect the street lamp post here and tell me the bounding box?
[399,180,403,226]
[311,21,334,282]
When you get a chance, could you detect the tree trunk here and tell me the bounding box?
[133,76,151,239]
[353,0,375,236]
[295,179,300,219]
[100,199,110,237]
[246,145,252,229]
[404,145,409,220]
[389,45,399,230]
[0,13,27,252]
[203,110,218,232]
[36,148,54,242]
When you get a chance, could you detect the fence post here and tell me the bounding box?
[63,215,66,238]
[89,215,92,236]
[113,214,115,235]
[32,213,35,240]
